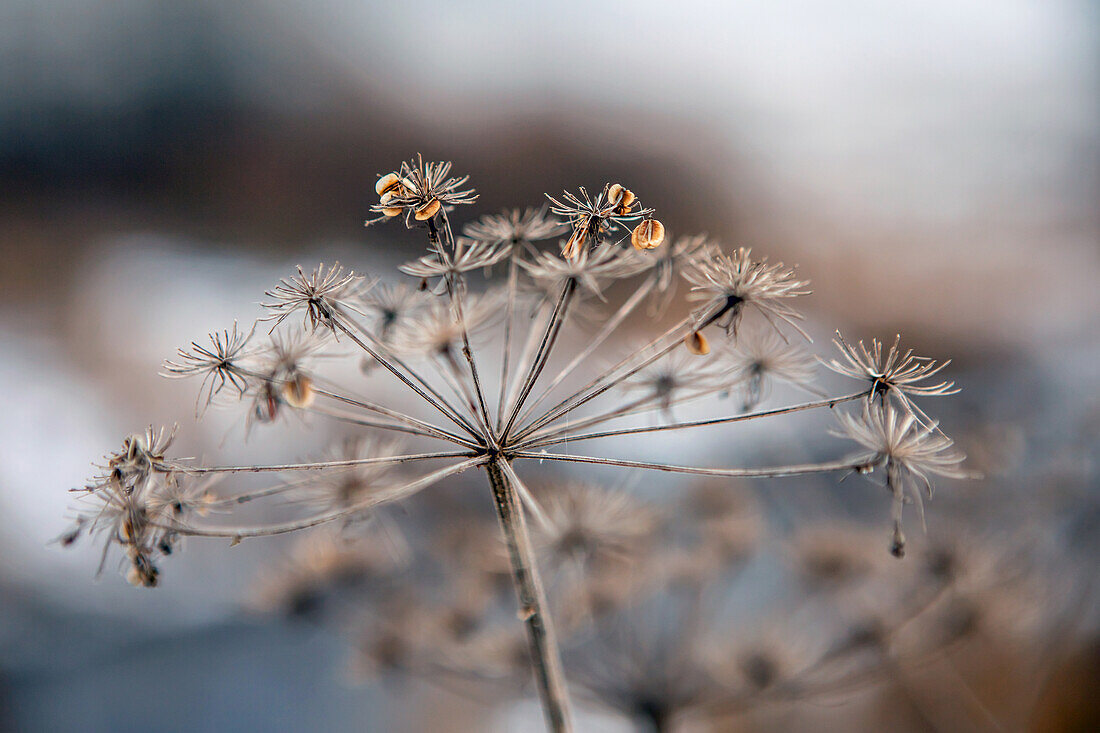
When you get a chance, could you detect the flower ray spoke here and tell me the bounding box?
[310,383,480,448]
[516,391,870,451]
[513,304,720,442]
[301,405,469,444]
[501,280,576,441]
[163,450,476,475]
[331,310,482,439]
[511,451,859,478]
[515,273,656,428]
[501,297,552,424]
[164,457,486,538]
[432,216,496,436]
[496,254,521,431]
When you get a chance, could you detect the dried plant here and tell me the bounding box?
[62,154,968,732]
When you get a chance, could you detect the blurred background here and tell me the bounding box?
[1,1,1098,731]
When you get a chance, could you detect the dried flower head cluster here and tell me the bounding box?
[547,183,663,259]
[369,154,478,226]
[836,404,968,556]
[64,155,966,732]
[63,426,213,586]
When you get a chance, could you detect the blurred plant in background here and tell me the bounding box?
[59,155,988,731]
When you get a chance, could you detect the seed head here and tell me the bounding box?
[835,402,967,554]
[399,236,509,293]
[824,332,959,426]
[723,327,819,410]
[546,183,655,259]
[520,244,643,300]
[369,155,477,228]
[261,263,364,334]
[463,207,566,248]
[684,248,811,339]
[162,321,258,415]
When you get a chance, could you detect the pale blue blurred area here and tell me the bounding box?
[1,0,1097,730]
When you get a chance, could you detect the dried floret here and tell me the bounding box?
[824,332,959,426]
[684,247,811,339]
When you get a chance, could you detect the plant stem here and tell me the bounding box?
[501,280,576,441]
[515,273,657,427]
[485,459,574,732]
[516,391,869,451]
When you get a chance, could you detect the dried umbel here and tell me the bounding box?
[63,426,213,586]
[824,331,960,427]
[64,155,965,733]
[684,247,811,338]
[547,182,657,260]
[835,402,968,557]
[369,154,477,227]
[724,327,820,411]
[162,321,257,414]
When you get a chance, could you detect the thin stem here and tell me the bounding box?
[162,450,475,475]
[311,384,481,448]
[485,459,574,733]
[234,366,468,445]
[516,391,869,451]
[206,473,328,507]
[164,457,486,538]
[502,296,552,423]
[496,253,521,431]
[331,313,482,440]
[522,394,659,444]
[513,305,718,443]
[501,280,576,441]
[302,404,470,445]
[516,273,656,426]
[510,451,860,479]
[434,349,490,438]
[432,216,496,438]
[518,381,743,447]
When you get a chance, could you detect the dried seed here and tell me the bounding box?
[282,374,315,409]
[631,219,666,250]
[414,199,441,221]
[685,330,710,355]
[562,228,587,259]
[375,173,402,196]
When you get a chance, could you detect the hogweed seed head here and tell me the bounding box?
[399,236,509,292]
[547,183,655,259]
[684,247,811,339]
[162,321,258,414]
[519,243,642,300]
[369,155,477,228]
[824,331,960,426]
[723,327,820,410]
[463,207,566,248]
[835,402,967,554]
[261,262,365,334]
[63,153,974,732]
